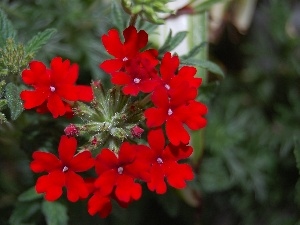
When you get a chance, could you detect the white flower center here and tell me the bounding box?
[157,157,163,164]
[50,86,56,92]
[62,166,68,172]
[123,57,128,61]
[168,108,173,116]
[165,84,170,90]
[133,78,141,84]
[117,166,124,174]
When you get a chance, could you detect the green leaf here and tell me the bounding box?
[0,112,7,123]
[9,202,40,225]
[159,31,188,54]
[25,28,57,55]
[294,137,300,176]
[194,0,224,14]
[42,201,68,225]
[181,59,225,78]
[0,8,16,47]
[18,187,43,202]
[181,42,207,60]
[5,82,23,120]
[111,0,126,31]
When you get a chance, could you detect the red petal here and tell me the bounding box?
[30,151,61,173]
[111,72,131,85]
[144,107,167,128]
[36,171,65,201]
[88,192,112,218]
[160,52,179,82]
[122,83,140,96]
[75,85,93,102]
[95,170,117,196]
[102,29,123,58]
[147,164,167,194]
[100,59,123,73]
[147,128,165,151]
[118,142,136,165]
[138,80,160,93]
[115,175,141,202]
[70,150,94,172]
[95,149,118,175]
[58,135,77,164]
[151,87,169,108]
[166,117,190,145]
[65,171,89,202]
[166,163,194,189]
[20,89,48,109]
[47,93,66,118]
[56,84,78,100]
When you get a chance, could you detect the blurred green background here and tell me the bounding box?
[0,0,300,224]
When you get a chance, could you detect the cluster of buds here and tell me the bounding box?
[24,25,207,218]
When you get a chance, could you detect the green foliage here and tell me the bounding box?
[192,0,225,14]
[25,28,57,55]
[158,30,188,56]
[9,202,40,225]
[0,8,16,47]
[42,201,68,225]
[18,187,43,202]
[5,82,23,120]
[294,138,300,176]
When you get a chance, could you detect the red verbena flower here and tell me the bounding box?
[30,135,95,202]
[100,26,159,96]
[94,142,149,203]
[138,129,194,194]
[20,57,93,118]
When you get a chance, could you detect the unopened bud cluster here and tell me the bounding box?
[71,82,145,152]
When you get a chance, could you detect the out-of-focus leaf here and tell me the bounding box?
[159,31,188,54]
[25,28,57,55]
[111,0,126,31]
[18,186,43,202]
[193,0,224,14]
[5,82,23,120]
[0,8,16,47]
[181,42,207,60]
[9,202,40,225]
[42,201,68,225]
[294,137,300,175]
[181,59,224,78]
[157,190,180,217]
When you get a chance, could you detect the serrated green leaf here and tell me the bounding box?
[18,186,43,202]
[159,31,188,54]
[42,201,68,225]
[9,202,40,225]
[5,82,23,120]
[294,137,300,176]
[0,9,16,47]
[194,0,224,14]
[25,28,57,55]
[181,59,224,78]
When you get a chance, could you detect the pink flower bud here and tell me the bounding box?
[64,124,79,137]
[131,125,144,138]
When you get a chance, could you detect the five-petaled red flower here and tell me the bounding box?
[100,26,159,96]
[94,142,148,203]
[20,57,93,118]
[30,135,94,202]
[138,129,194,194]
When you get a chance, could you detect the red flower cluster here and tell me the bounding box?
[29,26,208,218]
[21,57,93,118]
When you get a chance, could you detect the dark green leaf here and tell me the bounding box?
[0,8,16,47]
[194,0,224,14]
[5,82,23,120]
[9,202,40,225]
[18,186,43,202]
[181,59,224,78]
[25,28,57,55]
[42,201,68,225]
[111,0,126,31]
